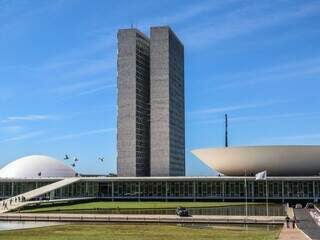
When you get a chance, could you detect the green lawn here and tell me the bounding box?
[0,223,281,240]
[20,201,257,213]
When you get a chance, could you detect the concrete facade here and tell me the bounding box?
[2,176,320,203]
[117,29,150,177]
[117,26,185,177]
[150,26,185,176]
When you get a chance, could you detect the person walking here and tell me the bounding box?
[292,216,297,229]
[285,215,290,228]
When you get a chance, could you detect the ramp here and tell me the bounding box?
[0,177,80,213]
[294,208,320,240]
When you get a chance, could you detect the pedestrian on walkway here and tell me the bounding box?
[285,215,290,228]
[292,216,296,229]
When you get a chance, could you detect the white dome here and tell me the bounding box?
[0,155,76,178]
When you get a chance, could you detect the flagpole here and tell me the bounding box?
[266,175,269,216]
[255,170,268,216]
[245,170,248,217]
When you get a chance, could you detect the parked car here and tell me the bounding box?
[306,203,315,209]
[295,203,303,209]
[176,206,189,217]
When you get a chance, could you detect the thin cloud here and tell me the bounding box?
[192,112,320,125]
[191,100,282,115]
[266,134,320,142]
[0,125,24,134]
[230,113,320,123]
[42,34,116,71]
[64,105,115,119]
[77,84,116,96]
[40,59,83,71]
[50,79,115,98]
[38,57,115,84]
[1,114,58,123]
[256,134,320,145]
[51,79,111,95]
[0,0,69,34]
[46,128,115,142]
[2,106,114,126]
[138,0,236,30]
[10,48,115,87]
[0,131,45,143]
[181,1,320,49]
[215,58,320,90]
[62,58,115,79]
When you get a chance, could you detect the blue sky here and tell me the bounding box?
[0,0,320,176]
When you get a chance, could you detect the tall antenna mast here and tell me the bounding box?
[225,114,228,147]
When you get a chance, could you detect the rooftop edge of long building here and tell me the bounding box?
[2,176,320,181]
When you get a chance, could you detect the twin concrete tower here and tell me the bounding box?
[117,26,185,177]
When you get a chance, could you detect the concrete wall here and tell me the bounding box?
[117,29,137,176]
[150,27,170,176]
[117,26,185,177]
[117,29,150,176]
[150,26,185,176]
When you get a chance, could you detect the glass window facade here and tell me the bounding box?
[1,177,320,202]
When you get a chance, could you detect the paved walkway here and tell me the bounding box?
[278,226,310,240]
[294,209,320,240]
[0,177,80,213]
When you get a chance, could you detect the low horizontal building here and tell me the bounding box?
[1,175,320,202]
[1,154,320,203]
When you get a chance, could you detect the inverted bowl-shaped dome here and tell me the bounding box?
[0,155,76,178]
[192,146,320,176]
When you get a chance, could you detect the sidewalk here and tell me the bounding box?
[278,226,310,240]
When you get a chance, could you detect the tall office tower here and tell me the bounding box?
[117,28,150,177]
[150,26,185,176]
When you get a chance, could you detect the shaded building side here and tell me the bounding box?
[150,26,185,176]
[117,29,150,176]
